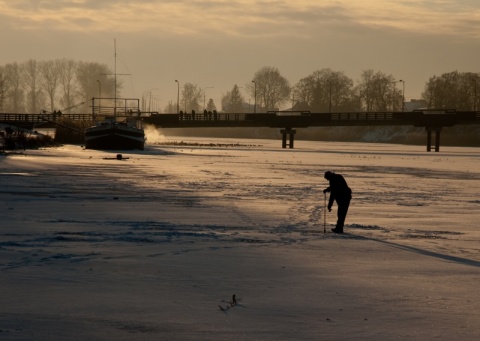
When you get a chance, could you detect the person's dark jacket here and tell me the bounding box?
[324,173,352,210]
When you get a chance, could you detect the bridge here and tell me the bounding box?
[142,110,480,152]
[1,110,479,152]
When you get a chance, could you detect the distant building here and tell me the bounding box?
[239,102,265,113]
[242,102,253,113]
[282,101,310,112]
[404,99,428,111]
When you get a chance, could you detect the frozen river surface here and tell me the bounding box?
[0,138,479,340]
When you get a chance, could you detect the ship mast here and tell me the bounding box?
[114,38,117,118]
[99,39,130,119]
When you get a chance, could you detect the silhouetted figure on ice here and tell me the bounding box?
[323,171,352,233]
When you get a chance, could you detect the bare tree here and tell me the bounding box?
[356,69,401,111]
[292,76,316,109]
[4,62,25,113]
[76,62,115,102]
[248,66,291,111]
[23,59,46,114]
[58,59,77,112]
[422,71,480,110]
[164,100,176,113]
[295,68,355,112]
[40,60,60,112]
[0,66,6,112]
[181,83,202,112]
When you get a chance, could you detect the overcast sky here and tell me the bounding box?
[1,0,479,111]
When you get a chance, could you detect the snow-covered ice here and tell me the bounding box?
[1,136,479,340]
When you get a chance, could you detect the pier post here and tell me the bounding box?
[280,128,296,149]
[426,127,442,152]
[435,128,441,152]
[426,129,432,152]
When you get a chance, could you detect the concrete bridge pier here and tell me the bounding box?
[426,127,442,152]
[280,128,296,149]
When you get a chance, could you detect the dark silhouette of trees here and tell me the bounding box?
[181,83,202,113]
[76,61,115,107]
[356,69,402,111]
[41,60,60,112]
[3,62,25,113]
[294,68,355,112]
[222,84,244,113]
[206,98,217,112]
[58,59,77,113]
[24,59,46,114]
[2,58,480,115]
[164,100,176,113]
[422,71,480,110]
[0,67,6,112]
[248,66,291,111]
[0,59,115,114]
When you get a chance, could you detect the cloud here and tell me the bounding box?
[1,0,479,39]
[344,0,480,38]
[0,0,479,105]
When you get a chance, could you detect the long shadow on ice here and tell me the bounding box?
[355,234,480,268]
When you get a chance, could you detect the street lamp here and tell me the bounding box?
[472,77,478,111]
[204,86,214,110]
[252,80,257,113]
[96,80,101,114]
[399,80,405,112]
[328,79,332,113]
[175,80,180,113]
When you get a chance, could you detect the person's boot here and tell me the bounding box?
[331,228,343,234]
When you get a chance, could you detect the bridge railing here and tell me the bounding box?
[331,112,394,120]
[0,113,92,122]
[176,112,248,121]
[3,110,480,128]
[0,113,39,122]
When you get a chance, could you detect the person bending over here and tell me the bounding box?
[323,171,352,234]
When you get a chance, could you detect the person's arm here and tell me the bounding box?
[328,193,335,211]
[324,185,333,211]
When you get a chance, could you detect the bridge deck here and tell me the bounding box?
[142,111,480,129]
[1,111,479,129]
[2,110,479,152]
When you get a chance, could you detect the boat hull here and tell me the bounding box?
[85,126,145,150]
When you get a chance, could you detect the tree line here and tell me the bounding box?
[1,59,478,114]
[0,59,116,114]
[219,67,480,114]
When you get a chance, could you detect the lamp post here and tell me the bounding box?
[472,77,478,111]
[328,79,332,113]
[149,90,152,112]
[204,86,213,110]
[252,80,257,113]
[175,80,180,113]
[399,80,405,112]
[96,80,101,114]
